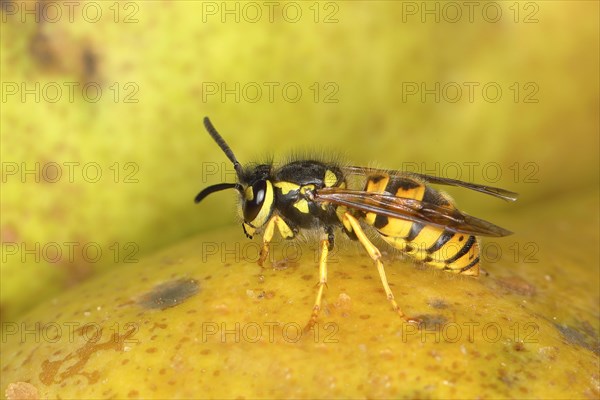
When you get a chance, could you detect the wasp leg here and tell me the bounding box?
[258,217,276,267]
[258,215,295,267]
[304,236,330,332]
[343,213,420,325]
[326,226,335,251]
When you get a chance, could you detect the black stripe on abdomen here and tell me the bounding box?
[445,235,476,264]
[374,215,389,229]
[460,256,480,273]
[404,222,424,242]
[427,230,454,254]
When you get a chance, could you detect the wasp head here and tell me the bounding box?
[194,118,275,238]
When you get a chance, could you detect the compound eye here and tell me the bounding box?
[243,180,267,222]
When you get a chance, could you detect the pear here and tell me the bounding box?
[1,0,597,339]
[1,189,598,398]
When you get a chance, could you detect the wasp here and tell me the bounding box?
[195,117,518,330]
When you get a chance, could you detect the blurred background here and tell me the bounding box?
[1,1,598,323]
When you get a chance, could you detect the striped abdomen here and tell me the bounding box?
[363,174,480,276]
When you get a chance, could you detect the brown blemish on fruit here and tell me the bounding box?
[161,257,182,266]
[554,321,600,355]
[54,235,98,286]
[20,345,39,368]
[417,314,448,331]
[28,22,100,84]
[5,382,39,400]
[174,337,191,351]
[428,298,448,309]
[335,271,352,280]
[379,349,394,360]
[498,368,516,387]
[149,322,167,333]
[519,386,529,394]
[127,390,139,398]
[272,259,296,270]
[29,28,57,68]
[333,293,352,316]
[0,223,19,242]
[138,278,199,310]
[495,276,537,297]
[81,46,97,79]
[246,289,265,299]
[117,300,135,308]
[75,324,101,341]
[513,342,526,352]
[39,326,136,385]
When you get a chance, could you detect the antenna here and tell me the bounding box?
[203,117,243,178]
[194,182,243,204]
[194,118,245,204]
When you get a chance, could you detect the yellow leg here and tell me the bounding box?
[304,238,329,332]
[258,217,276,267]
[343,213,419,325]
[258,215,295,267]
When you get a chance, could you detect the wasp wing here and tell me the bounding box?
[342,166,519,202]
[313,187,513,237]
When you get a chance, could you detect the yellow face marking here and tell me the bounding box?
[274,181,299,195]
[324,170,338,187]
[293,199,310,214]
[249,180,274,227]
[245,187,254,201]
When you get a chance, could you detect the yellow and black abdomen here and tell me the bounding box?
[363,174,480,276]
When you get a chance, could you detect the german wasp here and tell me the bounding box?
[195,117,518,330]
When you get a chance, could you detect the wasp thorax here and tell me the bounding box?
[242,179,274,227]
